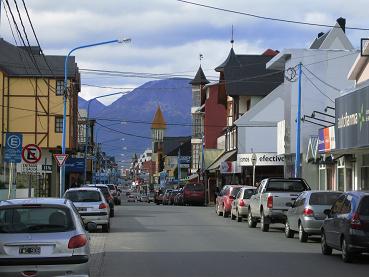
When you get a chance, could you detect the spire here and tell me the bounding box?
[190,66,209,85]
[215,47,237,72]
[151,106,166,129]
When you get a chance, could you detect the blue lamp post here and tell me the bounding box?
[61,38,131,196]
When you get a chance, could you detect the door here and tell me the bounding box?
[289,192,306,231]
[325,195,346,248]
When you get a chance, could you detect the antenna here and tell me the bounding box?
[230,25,234,47]
[199,53,203,65]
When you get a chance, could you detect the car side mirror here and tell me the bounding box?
[323,209,331,217]
[86,222,97,232]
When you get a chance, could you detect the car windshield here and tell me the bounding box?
[231,187,241,197]
[309,192,342,205]
[0,207,74,233]
[65,190,102,202]
[265,180,308,192]
[243,189,256,199]
[185,184,204,191]
[358,196,369,216]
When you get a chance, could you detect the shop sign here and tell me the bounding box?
[16,163,52,174]
[335,85,369,150]
[220,161,241,174]
[318,126,335,153]
[65,158,85,173]
[238,153,284,166]
[178,156,191,164]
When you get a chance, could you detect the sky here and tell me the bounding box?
[0,0,367,105]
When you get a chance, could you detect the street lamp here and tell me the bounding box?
[61,38,131,195]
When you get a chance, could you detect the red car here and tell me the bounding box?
[183,183,205,206]
[215,185,243,218]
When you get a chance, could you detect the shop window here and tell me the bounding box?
[361,167,369,190]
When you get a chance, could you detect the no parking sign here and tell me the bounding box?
[22,144,42,164]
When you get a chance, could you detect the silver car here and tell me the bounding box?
[285,190,342,242]
[64,187,111,233]
[0,198,96,277]
[230,186,257,222]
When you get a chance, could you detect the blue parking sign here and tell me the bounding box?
[4,133,23,163]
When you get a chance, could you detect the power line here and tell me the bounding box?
[95,122,152,140]
[302,71,335,103]
[177,0,369,31]
[302,65,341,91]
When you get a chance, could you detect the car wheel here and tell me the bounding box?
[248,209,257,228]
[231,211,236,220]
[285,221,294,238]
[321,231,332,255]
[260,211,269,232]
[298,224,308,242]
[342,238,354,263]
[102,222,110,233]
[223,206,228,218]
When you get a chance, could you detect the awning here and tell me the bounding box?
[187,174,198,180]
[207,149,237,172]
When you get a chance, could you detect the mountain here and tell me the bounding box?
[78,97,106,117]
[79,78,192,163]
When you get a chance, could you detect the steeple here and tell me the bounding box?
[151,106,166,129]
[190,66,209,85]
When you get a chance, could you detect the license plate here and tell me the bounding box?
[19,246,41,255]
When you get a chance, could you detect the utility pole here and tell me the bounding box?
[294,63,302,178]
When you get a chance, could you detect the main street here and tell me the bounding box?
[90,198,369,277]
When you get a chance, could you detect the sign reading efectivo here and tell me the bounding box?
[237,153,285,166]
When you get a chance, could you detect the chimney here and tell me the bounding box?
[318,32,324,38]
[336,17,346,33]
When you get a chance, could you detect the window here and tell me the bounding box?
[243,189,256,199]
[331,195,346,215]
[55,116,63,133]
[56,80,64,96]
[341,197,352,214]
[309,192,342,205]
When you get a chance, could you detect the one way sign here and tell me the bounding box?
[53,154,69,167]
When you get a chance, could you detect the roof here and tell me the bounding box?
[151,106,166,129]
[166,138,192,156]
[218,48,283,97]
[163,136,191,155]
[348,42,369,81]
[310,32,329,49]
[190,66,209,85]
[0,39,78,78]
[0,198,68,206]
[207,149,237,171]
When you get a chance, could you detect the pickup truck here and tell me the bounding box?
[248,178,311,232]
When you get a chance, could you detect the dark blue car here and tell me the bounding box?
[321,191,369,263]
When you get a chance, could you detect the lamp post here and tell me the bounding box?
[61,38,131,195]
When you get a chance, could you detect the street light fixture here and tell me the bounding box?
[61,38,131,195]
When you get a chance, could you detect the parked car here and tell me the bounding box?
[285,190,342,242]
[128,195,136,202]
[183,183,205,206]
[174,189,184,206]
[168,190,179,205]
[0,198,96,276]
[87,184,115,217]
[248,178,311,232]
[107,184,121,205]
[321,191,369,263]
[148,192,155,203]
[216,185,243,217]
[140,195,149,202]
[126,191,131,196]
[162,189,173,205]
[230,186,257,222]
[64,187,111,233]
[154,190,164,205]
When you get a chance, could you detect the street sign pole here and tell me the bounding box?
[251,152,257,187]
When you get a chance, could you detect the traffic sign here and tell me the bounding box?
[4,133,23,163]
[22,144,41,164]
[53,154,68,167]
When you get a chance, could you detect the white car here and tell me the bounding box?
[64,187,111,233]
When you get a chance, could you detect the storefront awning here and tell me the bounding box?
[207,150,237,172]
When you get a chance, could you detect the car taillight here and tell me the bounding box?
[239,199,245,207]
[68,234,87,249]
[351,212,362,230]
[21,271,38,277]
[267,196,273,208]
[303,208,314,217]
[99,203,108,209]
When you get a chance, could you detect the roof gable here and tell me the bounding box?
[151,106,166,129]
[310,22,353,50]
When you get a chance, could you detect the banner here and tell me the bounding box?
[318,126,335,153]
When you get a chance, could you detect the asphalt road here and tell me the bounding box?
[90,199,369,277]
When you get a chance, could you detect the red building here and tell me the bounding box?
[204,83,226,149]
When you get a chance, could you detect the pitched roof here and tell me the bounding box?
[218,49,283,97]
[151,106,166,129]
[190,66,210,85]
[0,39,77,78]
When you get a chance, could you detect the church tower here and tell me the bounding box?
[151,106,166,173]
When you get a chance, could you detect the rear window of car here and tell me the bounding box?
[231,187,241,197]
[65,190,101,202]
[95,186,110,196]
[358,196,369,216]
[265,180,309,192]
[185,184,204,191]
[243,189,256,199]
[309,192,342,205]
[0,207,74,233]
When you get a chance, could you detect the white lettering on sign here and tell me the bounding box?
[237,153,285,166]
